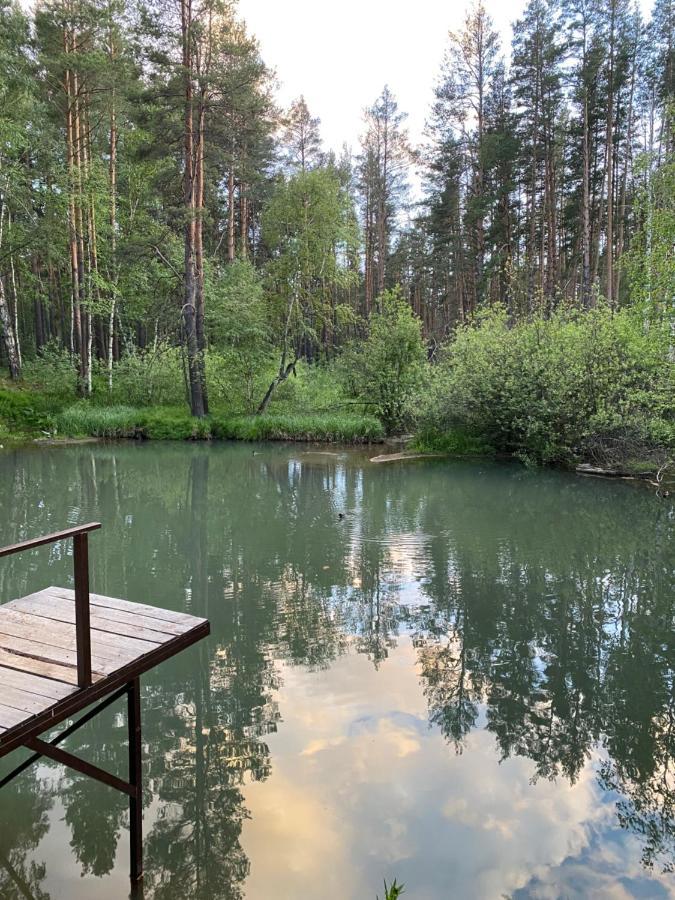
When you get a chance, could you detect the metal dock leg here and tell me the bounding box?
[128,677,143,884]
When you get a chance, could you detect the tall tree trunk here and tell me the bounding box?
[239,182,248,259]
[64,33,81,359]
[227,169,235,262]
[195,89,208,413]
[181,0,206,418]
[0,195,20,377]
[0,279,21,379]
[604,0,616,308]
[7,216,22,369]
[107,20,118,393]
[32,255,45,351]
[581,91,592,308]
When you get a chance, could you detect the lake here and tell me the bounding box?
[0,442,673,899]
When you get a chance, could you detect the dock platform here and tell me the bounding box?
[0,523,210,886]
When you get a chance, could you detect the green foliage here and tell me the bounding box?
[98,348,186,408]
[260,166,359,408]
[264,359,351,415]
[211,413,383,443]
[623,151,675,319]
[378,879,405,900]
[21,344,78,405]
[142,408,210,440]
[421,305,674,465]
[55,403,141,438]
[52,402,383,444]
[0,386,54,433]
[413,427,494,457]
[341,288,427,432]
[206,260,271,412]
[55,404,212,440]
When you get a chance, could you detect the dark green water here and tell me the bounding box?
[0,442,673,899]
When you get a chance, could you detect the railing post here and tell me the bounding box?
[73,532,92,688]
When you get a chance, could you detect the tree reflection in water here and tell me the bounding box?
[0,444,672,895]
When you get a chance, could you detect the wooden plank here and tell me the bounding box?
[1,685,54,717]
[8,596,174,644]
[49,587,202,628]
[0,704,29,729]
[41,589,188,636]
[0,633,115,677]
[0,646,97,686]
[0,665,74,701]
[0,617,209,757]
[0,608,158,659]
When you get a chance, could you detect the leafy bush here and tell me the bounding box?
[21,342,77,405]
[206,259,271,412]
[420,305,674,465]
[99,346,186,407]
[0,386,54,433]
[340,288,427,432]
[266,359,351,415]
[413,426,494,456]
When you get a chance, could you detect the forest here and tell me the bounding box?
[0,0,673,467]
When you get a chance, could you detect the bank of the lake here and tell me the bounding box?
[0,386,385,445]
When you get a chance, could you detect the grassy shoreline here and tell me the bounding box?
[0,388,386,446]
[1,386,670,484]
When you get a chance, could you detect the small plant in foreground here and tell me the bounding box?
[378,879,405,899]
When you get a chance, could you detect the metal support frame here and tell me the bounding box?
[0,680,144,886]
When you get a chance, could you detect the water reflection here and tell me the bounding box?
[0,443,673,897]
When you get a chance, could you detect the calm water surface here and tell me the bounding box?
[0,442,673,899]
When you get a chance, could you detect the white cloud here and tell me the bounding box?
[240,638,674,899]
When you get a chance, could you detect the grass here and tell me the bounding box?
[0,378,385,445]
[55,403,141,438]
[49,403,385,444]
[378,880,405,900]
[211,413,384,443]
[412,426,494,457]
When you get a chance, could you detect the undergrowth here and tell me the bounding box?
[49,403,384,443]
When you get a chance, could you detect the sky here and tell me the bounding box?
[238,0,654,156]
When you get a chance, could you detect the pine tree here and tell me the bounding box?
[511,0,564,308]
[280,96,323,174]
[356,85,410,313]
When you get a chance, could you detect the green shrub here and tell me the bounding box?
[0,387,54,433]
[413,427,493,456]
[206,259,271,412]
[21,343,78,405]
[420,305,674,465]
[96,346,186,407]
[265,359,352,415]
[340,288,427,432]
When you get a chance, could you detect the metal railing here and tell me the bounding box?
[0,522,101,688]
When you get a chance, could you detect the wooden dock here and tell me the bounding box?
[0,523,209,886]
